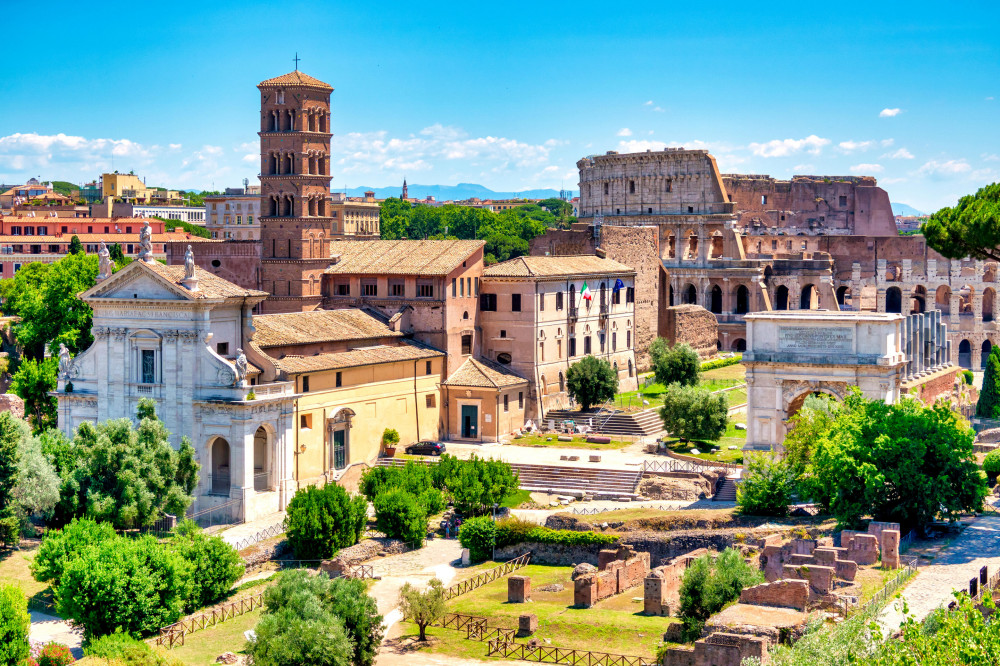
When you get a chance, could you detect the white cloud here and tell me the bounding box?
[792,164,814,172]
[883,148,915,160]
[242,154,258,163]
[616,128,632,137]
[838,140,875,153]
[653,106,665,113]
[916,159,972,177]
[643,100,653,106]
[879,108,902,117]
[881,139,895,147]
[168,143,182,150]
[983,153,1000,162]
[987,96,995,101]
[881,177,907,184]
[849,163,884,174]
[748,135,830,158]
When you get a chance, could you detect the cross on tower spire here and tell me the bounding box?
[293,53,300,71]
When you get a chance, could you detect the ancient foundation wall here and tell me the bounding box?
[662,305,719,357]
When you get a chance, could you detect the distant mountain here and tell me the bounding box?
[337,182,578,201]
[892,202,926,217]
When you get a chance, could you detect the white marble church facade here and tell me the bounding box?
[55,252,297,522]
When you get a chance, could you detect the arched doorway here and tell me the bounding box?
[328,407,355,470]
[885,287,902,313]
[683,284,697,305]
[800,284,817,310]
[786,390,841,422]
[984,288,996,322]
[253,427,272,491]
[910,286,926,314]
[959,339,972,369]
[776,285,789,310]
[731,338,746,352]
[735,285,749,315]
[708,285,722,314]
[983,340,993,369]
[836,285,851,309]
[211,437,230,496]
[935,285,951,316]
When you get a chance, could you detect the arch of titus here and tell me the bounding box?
[742,309,954,451]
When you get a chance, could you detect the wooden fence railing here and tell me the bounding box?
[486,639,653,665]
[442,553,531,601]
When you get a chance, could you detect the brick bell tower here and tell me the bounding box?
[257,70,334,313]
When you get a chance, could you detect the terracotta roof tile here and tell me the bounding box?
[442,356,528,389]
[258,71,333,89]
[143,262,269,300]
[273,340,443,374]
[325,240,484,276]
[482,255,635,279]
[252,309,400,348]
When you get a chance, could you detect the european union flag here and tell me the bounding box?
[613,278,625,292]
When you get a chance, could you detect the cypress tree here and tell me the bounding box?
[976,346,1000,418]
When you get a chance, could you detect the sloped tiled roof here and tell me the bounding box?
[483,255,635,279]
[442,356,528,389]
[252,308,400,348]
[144,262,269,299]
[325,240,484,276]
[258,71,333,89]
[273,340,443,374]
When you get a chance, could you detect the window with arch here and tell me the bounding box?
[604,183,609,196]
[629,181,635,194]
[463,311,469,320]
[559,372,565,393]
[497,352,512,365]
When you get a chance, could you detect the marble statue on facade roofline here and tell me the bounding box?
[57,343,75,380]
[138,220,153,263]
[180,244,199,291]
[97,241,114,281]
[234,348,248,387]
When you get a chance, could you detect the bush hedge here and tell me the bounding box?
[285,483,367,560]
[31,517,117,587]
[169,528,245,610]
[0,582,30,666]
[984,450,1000,476]
[701,354,742,371]
[84,630,183,665]
[373,488,428,545]
[495,523,619,549]
[458,516,496,562]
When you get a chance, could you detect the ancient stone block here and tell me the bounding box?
[319,558,350,578]
[644,573,667,615]
[662,305,718,359]
[782,564,835,593]
[812,548,839,564]
[881,529,900,570]
[518,613,538,635]
[508,575,531,603]
[867,521,901,552]
[739,579,809,611]
[847,534,880,566]
[835,559,858,582]
[574,574,598,607]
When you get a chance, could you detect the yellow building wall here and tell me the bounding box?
[290,357,444,486]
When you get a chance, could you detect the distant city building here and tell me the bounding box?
[1,181,54,208]
[330,191,379,238]
[205,194,260,239]
[895,215,926,233]
[111,203,206,224]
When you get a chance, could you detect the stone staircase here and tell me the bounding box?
[713,475,739,502]
[542,408,664,438]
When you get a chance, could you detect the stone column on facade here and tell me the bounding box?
[674,226,684,262]
[973,343,983,370]
[915,314,926,376]
[903,315,913,380]
[927,259,938,281]
[721,277,732,315]
[950,293,961,324]
[696,228,708,265]
[789,280,801,310]
[876,288,887,313]
[163,330,179,446]
[946,338,953,367]
[974,293,984,322]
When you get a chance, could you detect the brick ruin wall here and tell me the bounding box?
[574,546,651,607]
[663,305,719,358]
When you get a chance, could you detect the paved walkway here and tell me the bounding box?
[217,510,285,548]
[29,610,83,658]
[879,515,1000,633]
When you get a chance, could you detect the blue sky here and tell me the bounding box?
[1,0,998,212]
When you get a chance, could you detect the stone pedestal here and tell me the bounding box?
[508,575,531,603]
[881,529,901,569]
[518,613,538,636]
[461,548,471,566]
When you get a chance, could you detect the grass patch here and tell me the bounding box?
[167,607,262,665]
[615,364,747,411]
[663,417,747,464]
[435,564,674,658]
[500,489,533,509]
[509,434,633,450]
[0,543,55,612]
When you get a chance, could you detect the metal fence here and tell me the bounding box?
[443,553,531,601]
[185,498,242,532]
[571,497,696,514]
[847,556,919,618]
[231,520,285,552]
[486,639,653,666]
[641,457,741,474]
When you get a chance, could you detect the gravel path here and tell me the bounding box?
[879,515,1000,633]
[29,610,83,658]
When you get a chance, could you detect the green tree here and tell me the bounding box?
[565,355,618,410]
[812,390,987,529]
[9,357,58,431]
[13,419,60,525]
[52,418,197,529]
[737,454,795,516]
[978,346,1000,417]
[659,384,728,443]
[108,243,126,265]
[84,630,184,665]
[398,578,447,641]
[169,529,244,610]
[678,548,764,640]
[649,339,700,387]
[31,518,118,587]
[434,455,518,516]
[373,488,428,545]
[136,397,157,421]
[0,583,30,666]
[0,413,21,548]
[68,235,84,255]
[923,182,1000,262]
[57,534,193,639]
[782,395,838,502]
[458,516,496,562]
[284,484,367,559]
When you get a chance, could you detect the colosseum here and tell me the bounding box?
[531,147,996,370]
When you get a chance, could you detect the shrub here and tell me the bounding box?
[381,428,400,450]
[493,520,619,550]
[964,369,975,385]
[398,578,446,642]
[83,630,183,665]
[678,549,764,640]
[659,384,728,443]
[258,571,382,666]
[0,583,30,666]
[418,487,446,516]
[984,450,1000,477]
[458,516,496,562]
[36,643,74,666]
[169,529,244,610]
[359,462,435,501]
[566,356,618,410]
[31,518,117,587]
[57,534,192,639]
[700,354,742,371]
[284,484,367,559]
[650,339,700,387]
[737,454,796,517]
[980,347,1000,418]
[373,488,427,545]
[433,455,519,516]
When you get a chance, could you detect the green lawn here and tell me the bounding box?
[0,543,55,612]
[509,433,633,450]
[616,364,746,411]
[428,563,676,659]
[500,489,533,509]
[167,608,261,665]
[666,417,747,464]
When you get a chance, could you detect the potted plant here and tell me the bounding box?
[382,427,400,458]
[984,450,1000,485]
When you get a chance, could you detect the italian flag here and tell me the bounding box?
[580,281,592,302]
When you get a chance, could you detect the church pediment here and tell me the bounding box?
[82,261,199,302]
